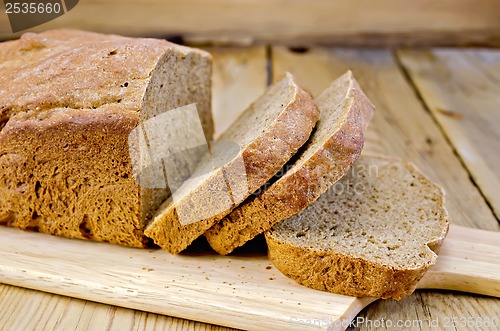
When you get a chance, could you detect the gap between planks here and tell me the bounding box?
[392,52,498,224]
[396,49,500,223]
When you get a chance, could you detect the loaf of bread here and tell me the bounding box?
[0,30,213,247]
[145,73,320,254]
[205,71,375,255]
[265,155,449,299]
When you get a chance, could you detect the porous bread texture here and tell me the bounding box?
[205,71,375,255]
[0,29,213,247]
[145,73,320,254]
[265,155,449,300]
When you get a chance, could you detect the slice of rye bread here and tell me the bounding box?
[204,71,375,255]
[265,155,449,300]
[145,73,320,254]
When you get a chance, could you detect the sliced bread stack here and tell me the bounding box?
[195,69,448,300]
[204,71,375,254]
[145,73,320,254]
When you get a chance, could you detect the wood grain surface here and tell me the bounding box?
[0,284,234,331]
[1,1,500,46]
[1,46,500,330]
[397,49,500,220]
[0,226,375,331]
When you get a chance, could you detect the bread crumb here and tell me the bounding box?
[436,108,463,119]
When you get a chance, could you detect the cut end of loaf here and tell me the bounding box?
[266,155,449,300]
[0,30,213,248]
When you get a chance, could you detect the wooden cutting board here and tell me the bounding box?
[0,224,499,331]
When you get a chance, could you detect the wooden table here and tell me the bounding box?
[1,46,499,330]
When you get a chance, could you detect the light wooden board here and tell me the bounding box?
[1,0,500,46]
[397,49,500,221]
[0,225,499,331]
[0,284,234,331]
[271,46,500,331]
[0,226,374,331]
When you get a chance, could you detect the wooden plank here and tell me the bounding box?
[397,49,500,221]
[204,46,267,138]
[272,46,500,330]
[0,284,234,331]
[1,1,500,46]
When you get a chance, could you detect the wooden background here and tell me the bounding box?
[1,0,500,45]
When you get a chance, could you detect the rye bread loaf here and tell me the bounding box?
[0,30,213,247]
[205,71,375,255]
[145,73,320,254]
[265,155,449,300]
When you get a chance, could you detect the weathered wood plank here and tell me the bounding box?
[397,49,500,221]
[1,1,500,46]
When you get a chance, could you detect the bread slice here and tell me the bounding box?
[0,29,213,247]
[145,73,320,254]
[204,71,375,255]
[265,155,449,300]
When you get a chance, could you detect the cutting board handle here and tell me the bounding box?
[418,224,500,298]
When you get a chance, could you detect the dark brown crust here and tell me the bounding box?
[264,155,449,300]
[205,73,375,255]
[144,75,320,254]
[265,235,428,300]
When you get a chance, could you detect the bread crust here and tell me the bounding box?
[205,72,375,255]
[145,75,320,254]
[265,155,449,300]
[0,30,213,247]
